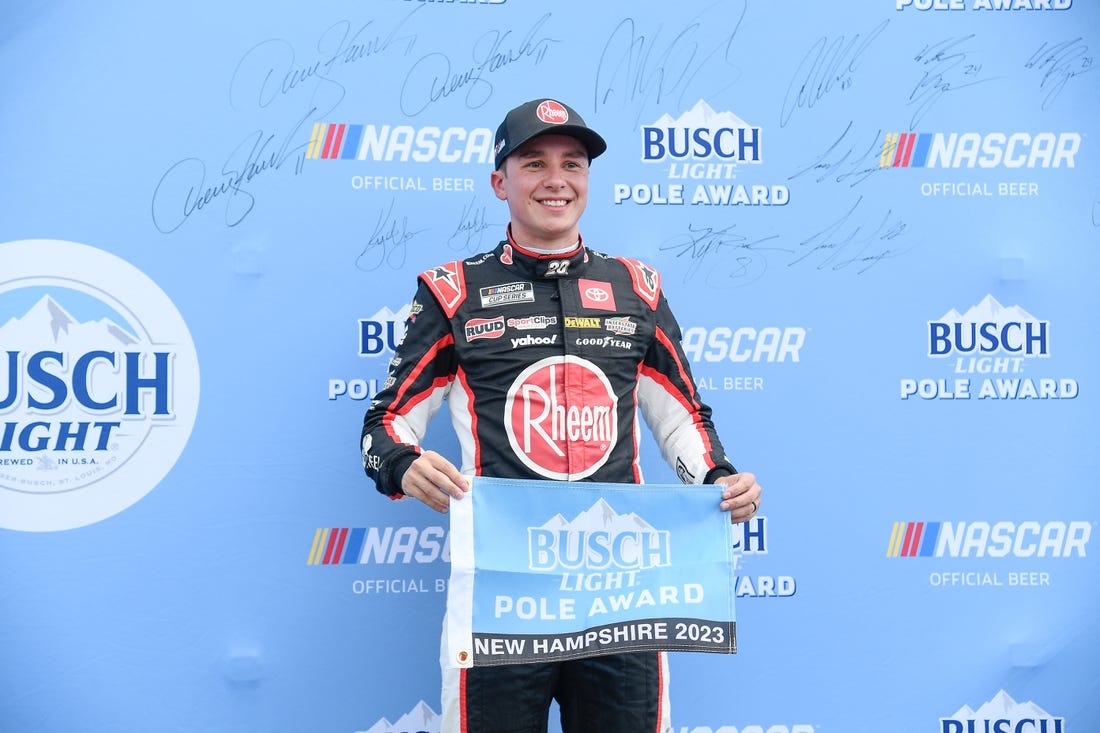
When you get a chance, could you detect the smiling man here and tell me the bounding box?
[360,97,763,733]
[488,100,599,251]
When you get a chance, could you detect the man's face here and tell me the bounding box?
[490,133,590,251]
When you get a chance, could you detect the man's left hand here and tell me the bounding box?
[716,472,762,524]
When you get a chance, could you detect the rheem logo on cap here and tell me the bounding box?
[536,100,569,125]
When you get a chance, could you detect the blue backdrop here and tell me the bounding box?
[1,1,1097,731]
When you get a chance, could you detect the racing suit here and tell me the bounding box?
[361,232,736,733]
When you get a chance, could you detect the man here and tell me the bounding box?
[361,98,762,733]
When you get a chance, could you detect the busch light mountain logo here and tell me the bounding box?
[359,304,411,357]
[356,700,440,733]
[940,690,1064,733]
[928,294,1049,360]
[642,99,762,164]
[0,240,200,531]
[900,294,1078,400]
[528,498,671,572]
[621,99,788,207]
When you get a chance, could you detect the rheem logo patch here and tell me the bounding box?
[505,356,617,480]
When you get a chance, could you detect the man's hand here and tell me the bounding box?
[400,450,469,513]
[715,472,762,524]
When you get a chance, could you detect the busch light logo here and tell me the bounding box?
[928,295,1048,358]
[528,498,671,572]
[622,100,788,207]
[359,305,411,356]
[940,690,1064,733]
[732,516,768,555]
[901,295,1077,401]
[0,239,200,532]
[642,99,762,163]
[329,305,410,400]
[355,700,440,733]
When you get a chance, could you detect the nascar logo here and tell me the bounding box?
[887,521,1089,558]
[879,131,1079,168]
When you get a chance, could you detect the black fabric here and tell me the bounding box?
[463,653,662,733]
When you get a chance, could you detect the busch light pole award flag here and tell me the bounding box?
[446,476,737,668]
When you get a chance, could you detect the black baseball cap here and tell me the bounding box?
[493,98,607,170]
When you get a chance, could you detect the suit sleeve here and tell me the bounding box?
[637,290,737,485]
[360,280,458,497]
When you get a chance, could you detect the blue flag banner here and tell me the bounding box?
[446,476,736,668]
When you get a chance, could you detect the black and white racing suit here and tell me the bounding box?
[361,232,736,733]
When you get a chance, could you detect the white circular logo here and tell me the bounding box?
[0,239,200,531]
[536,100,569,125]
[504,355,616,480]
[584,286,610,302]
